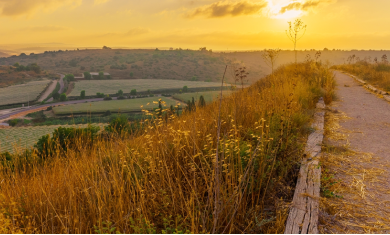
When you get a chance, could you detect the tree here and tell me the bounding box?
[84,71,92,80]
[286,19,307,63]
[117,90,124,96]
[80,90,86,99]
[65,74,75,82]
[130,72,134,78]
[53,92,60,100]
[60,93,67,101]
[99,71,105,80]
[262,49,281,75]
[183,86,188,92]
[130,89,137,95]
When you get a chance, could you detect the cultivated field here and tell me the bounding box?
[0,79,51,106]
[173,90,233,103]
[0,124,106,154]
[68,79,221,97]
[53,97,181,115]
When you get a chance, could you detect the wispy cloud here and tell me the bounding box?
[0,0,81,17]
[20,25,70,32]
[185,0,268,18]
[279,0,333,14]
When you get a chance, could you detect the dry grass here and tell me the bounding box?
[332,62,390,92]
[319,107,390,233]
[0,62,334,233]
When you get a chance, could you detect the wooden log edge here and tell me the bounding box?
[284,98,325,234]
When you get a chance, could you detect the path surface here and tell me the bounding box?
[38,80,58,102]
[58,74,65,94]
[321,71,390,233]
[333,71,390,161]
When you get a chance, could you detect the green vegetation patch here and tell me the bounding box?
[0,80,51,106]
[68,79,221,97]
[0,124,105,154]
[53,97,181,115]
[173,90,232,103]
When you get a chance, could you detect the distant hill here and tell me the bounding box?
[0,49,265,84]
[1,48,389,85]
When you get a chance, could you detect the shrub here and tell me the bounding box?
[84,72,92,80]
[65,74,75,82]
[103,95,112,100]
[105,115,131,134]
[60,93,67,101]
[117,90,124,96]
[130,72,134,77]
[117,95,126,100]
[183,86,188,92]
[80,90,86,99]
[96,92,105,98]
[130,89,137,96]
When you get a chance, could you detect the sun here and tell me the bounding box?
[266,0,304,19]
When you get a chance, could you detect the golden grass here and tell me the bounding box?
[0,62,334,233]
[332,62,390,92]
[319,107,390,233]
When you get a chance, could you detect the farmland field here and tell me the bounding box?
[173,90,233,103]
[0,80,51,106]
[68,79,222,97]
[0,124,106,154]
[53,97,181,115]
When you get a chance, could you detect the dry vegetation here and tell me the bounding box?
[319,108,390,233]
[0,49,257,83]
[0,65,51,88]
[332,61,390,92]
[0,62,334,233]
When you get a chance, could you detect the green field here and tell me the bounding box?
[0,124,106,154]
[68,79,221,97]
[0,80,51,106]
[173,90,233,103]
[53,97,181,115]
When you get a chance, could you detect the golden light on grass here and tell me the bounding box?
[0,62,335,233]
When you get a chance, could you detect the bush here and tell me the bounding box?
[96,92,105,98]
[103,95,112,101]
[117,95,126,100]
[130,89,137,95]
[130,72,134,77]
[8,119,20,127]
[117,90,124,96]
[105,115,131,134]
[183,86,188,92]
[65,74,75,82]
[80,90,86,99]
[84,72,92,80]
[60,93,67,101]
[99,71,105,80]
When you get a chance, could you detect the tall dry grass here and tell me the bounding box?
[333,62,390,91]
[0,62,334,233]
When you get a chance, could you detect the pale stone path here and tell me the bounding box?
[333,71,390,159]
[320,71,390,233]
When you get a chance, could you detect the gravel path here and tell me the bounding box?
[333,71,390,161]
[38,80,58,102]
[321,71,390,233]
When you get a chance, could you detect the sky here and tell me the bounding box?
[0,0,390,53]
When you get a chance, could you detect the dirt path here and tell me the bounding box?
[320,71,390,233]
[58,73,65,94]
[38,80,58,102]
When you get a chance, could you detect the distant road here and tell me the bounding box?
[0,97,109,122]
[38,80,58,102]
[58,74,65,94]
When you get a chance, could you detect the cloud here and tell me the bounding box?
[279,0,332,14]
[185,0,268,18]
[0,0,82,17]
[20,25,70,32]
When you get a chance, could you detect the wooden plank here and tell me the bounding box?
[285,98,324,234]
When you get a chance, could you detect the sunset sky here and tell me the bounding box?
[0,0,389,52]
